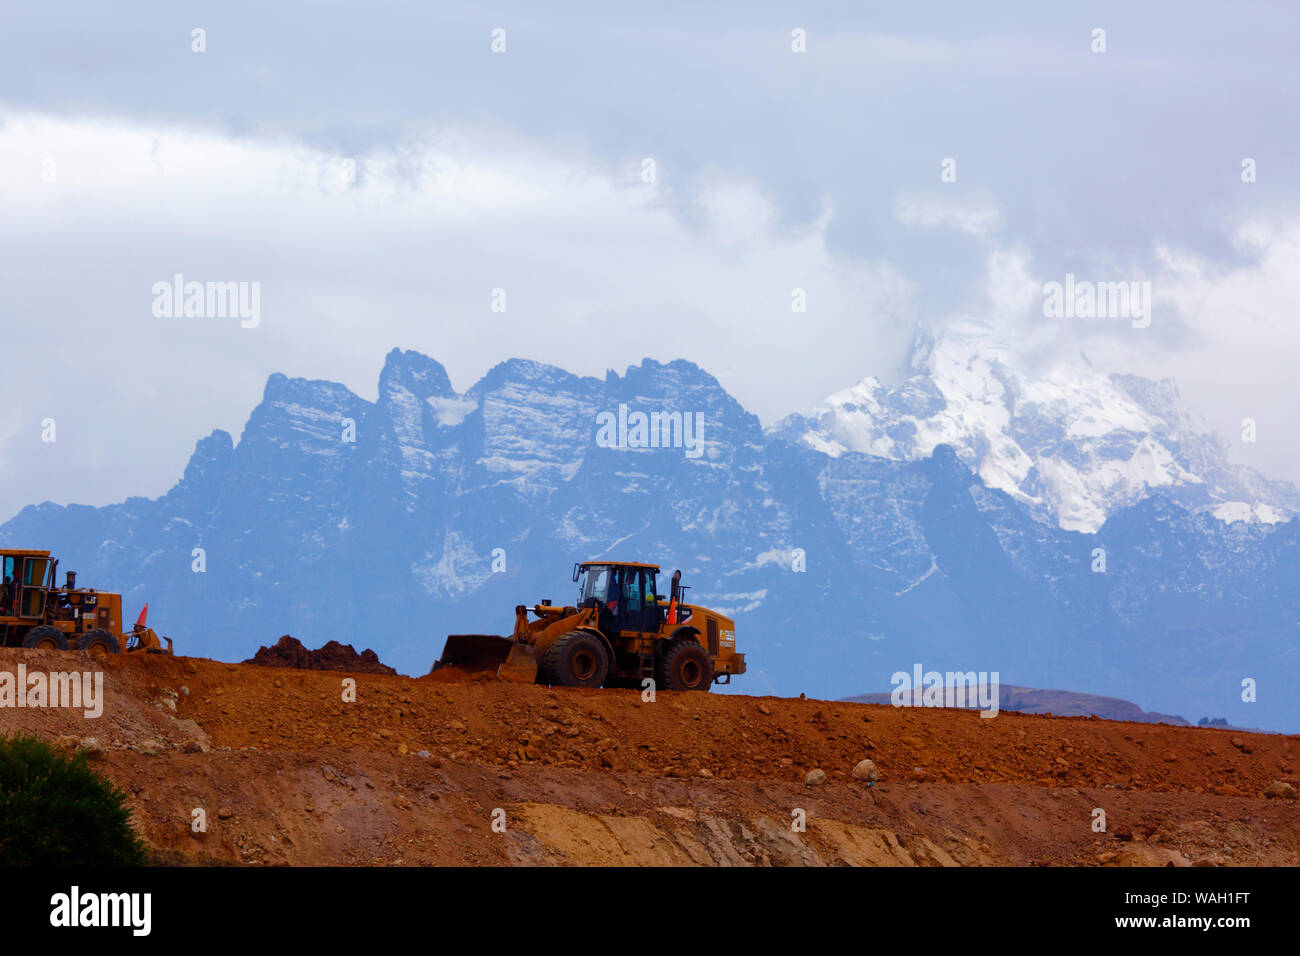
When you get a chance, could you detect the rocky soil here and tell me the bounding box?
[1,649,1296,866]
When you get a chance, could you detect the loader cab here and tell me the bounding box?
[1,550,52,619]
[574,561,661,635]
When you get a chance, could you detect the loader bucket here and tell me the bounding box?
[434,634,515,674]
[496,641,540,684]
[434,634,541,683]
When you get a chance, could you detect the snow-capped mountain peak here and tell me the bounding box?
[773,326,1299,532]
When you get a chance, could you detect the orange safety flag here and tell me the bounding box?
[666,598,677,626]
[135,603,149,628]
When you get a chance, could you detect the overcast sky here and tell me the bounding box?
[2,1,1299,521]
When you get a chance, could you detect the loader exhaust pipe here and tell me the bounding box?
[65,571,76,590]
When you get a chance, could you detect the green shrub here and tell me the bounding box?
[0,733,147,866]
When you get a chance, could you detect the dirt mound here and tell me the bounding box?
[4,648,1298,866]
[243,635,396,675]
[422,665,498,683]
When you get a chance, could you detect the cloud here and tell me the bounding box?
[896,192,1003,238]
[0,110,915,520]
[918,211,1300,489]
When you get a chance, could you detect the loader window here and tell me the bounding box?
[639,570,661,632]
[579,566,611,605]
[23,558,49,587]
[622,571,642,614]
[1,557,15,615]
[611,569,660,633]
[19,559,48,620]
[606,567,622,609]
[21,587,46,618]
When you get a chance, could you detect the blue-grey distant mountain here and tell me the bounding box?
[843,685,1190,725]
[4,347,1297,730]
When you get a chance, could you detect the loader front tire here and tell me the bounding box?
[22,626,68,651]
[657,639,714,692]
[542,632,609,688]
[80,629,122,656]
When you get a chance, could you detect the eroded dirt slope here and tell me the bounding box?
[2,649,1296,866]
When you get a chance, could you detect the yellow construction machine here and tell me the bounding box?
[435,561,745,691]
[0,549,173,655]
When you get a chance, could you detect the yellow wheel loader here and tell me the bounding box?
[0,549,173,655]
[435,561,745,691]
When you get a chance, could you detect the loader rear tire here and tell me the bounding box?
[22,626,68,651]
[80,629,121,656]
[658,639,714,692]
[542,632,609,688]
